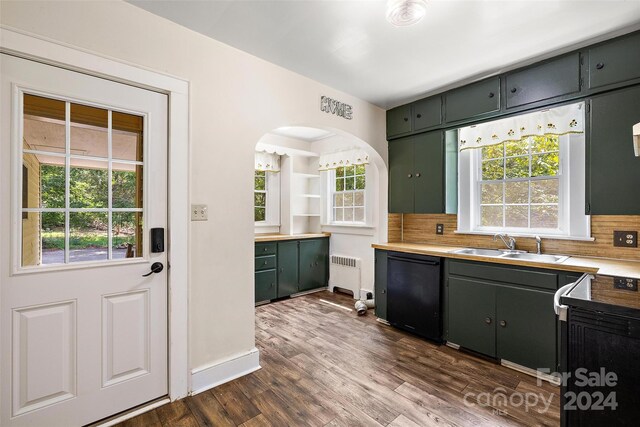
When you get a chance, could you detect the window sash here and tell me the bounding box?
[331,166,365,224]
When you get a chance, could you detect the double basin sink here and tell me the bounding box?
[450,248,569,264]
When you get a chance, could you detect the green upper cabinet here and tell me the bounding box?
[444,77,500,123]
[506,53,581,109]
[588,86,640,215]
[389,131,444,213]
[412,96,442,131]
[277,240,299,298]
[299,238,329,292]
[496,286,556,372]
[386,104,412,139]
[588,32,640,90]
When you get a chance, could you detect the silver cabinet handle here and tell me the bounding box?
[407,173,412,178]
[499,320,507,327]
[416,173,421,177]
[485,317,492,325]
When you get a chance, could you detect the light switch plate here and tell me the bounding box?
[191,204,208,221]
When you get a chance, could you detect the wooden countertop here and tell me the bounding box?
[372,242,640,279]
[255,233,331,242]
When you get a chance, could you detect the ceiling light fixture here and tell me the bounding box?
[386,0,428,27]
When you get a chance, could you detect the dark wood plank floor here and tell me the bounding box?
[118,291,560,427]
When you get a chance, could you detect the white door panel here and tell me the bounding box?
[1,54,168,426]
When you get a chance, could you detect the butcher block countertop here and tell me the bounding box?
[372,242,640,279]
[255,233,330,242]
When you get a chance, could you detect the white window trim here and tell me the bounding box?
[323,165,372,227]
[458,133,590,240]
[254,171,280,228]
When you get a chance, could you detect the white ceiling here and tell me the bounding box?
[129,1,640,109]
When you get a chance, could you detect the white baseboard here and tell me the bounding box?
[190,348,261,395]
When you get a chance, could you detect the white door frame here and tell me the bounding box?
[0,27,190,401]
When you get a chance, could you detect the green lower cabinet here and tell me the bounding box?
[374,249,388,320]
[277,241,299,298]
[299,238,328,292]
[496,286,556,372]
[448,277,497,357]
[255,270,277,303]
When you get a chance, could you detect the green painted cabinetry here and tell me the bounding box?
[444,77,500,123]
[374,249,388,320]
[505,53,581,109]
[386,105,412,138]
[587,86,640,214]
[412,96,442,131]
[446,259,573,372]
[299,238,329,292]
[588,31,640,90]
[389,131,444,213]
[277,240,299,298]
[254,237,329,304]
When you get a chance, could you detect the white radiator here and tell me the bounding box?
[329,255,361,298]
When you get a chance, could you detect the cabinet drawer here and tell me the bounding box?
[445,77,500,123]
[506,53,580,108]
[412,96,441,131]
[255,270,277,303]
[386,105,412,139]
[255,255,276,271]
[449,260,557,290]
[255,242,277,256]
[588,32,640,89]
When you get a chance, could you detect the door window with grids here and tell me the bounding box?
[332,165,365,223]
[21,93,144,267]
[478,135,560,230]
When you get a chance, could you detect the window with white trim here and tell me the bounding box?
[457,102,590,239]
[332,165,366,223]
[254,170,267,222]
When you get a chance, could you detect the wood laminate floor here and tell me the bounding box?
[117,291,560,427]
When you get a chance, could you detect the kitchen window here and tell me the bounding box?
[254,150,281,228]
[332,165,365,223]
[457,102,590,239]
[254,170,267,222]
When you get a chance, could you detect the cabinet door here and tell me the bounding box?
[588,32,640,90]
[388,137,415,213]
[448,277,496,357]
[588,86,640,214]
[412,96,441,131]
[445,77,500,123]
[414,131,444,213]
[374,250,388,320]
[386,105,412,139]
[506,53,580,108]
[277,240,298,298]
[299,239,324,292]
[255,270,277,303]
[496,286,556,372]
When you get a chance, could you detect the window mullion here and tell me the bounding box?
[64,101,70,264]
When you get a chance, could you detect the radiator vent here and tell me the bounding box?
[331,255,360,268]
[329,255,362,297]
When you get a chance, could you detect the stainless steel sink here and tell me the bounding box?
[450,248,569,264]
[451,248,504,257]
[500,252,569,263]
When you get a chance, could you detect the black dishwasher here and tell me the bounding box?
[387,252,442,342]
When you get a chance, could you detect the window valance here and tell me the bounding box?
[459,102,585,151]
[255,151,280,172]
[318,149,370,171]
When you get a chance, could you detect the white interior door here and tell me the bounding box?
[1,54,168,426]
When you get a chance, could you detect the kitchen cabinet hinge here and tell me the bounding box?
[586,103,591,113]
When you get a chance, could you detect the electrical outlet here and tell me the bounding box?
[191,204,208,221]
[436,224,444,235]
[614,277,638,291]
[613,231,637,248]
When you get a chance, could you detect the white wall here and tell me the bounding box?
[0,0,387,381]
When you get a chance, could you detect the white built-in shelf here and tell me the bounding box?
[298,194,321,198]
[293,213,321,217]
[294,172,320,179]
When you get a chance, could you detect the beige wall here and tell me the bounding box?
[0,1,386,371]
[21,149,40,267]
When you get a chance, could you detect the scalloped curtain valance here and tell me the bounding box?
[459,102,585,151]
[318,149,370,171]
[255,151,281,172]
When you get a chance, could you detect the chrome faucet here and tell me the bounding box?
[493,233,516,251]
[535,235,542,255]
